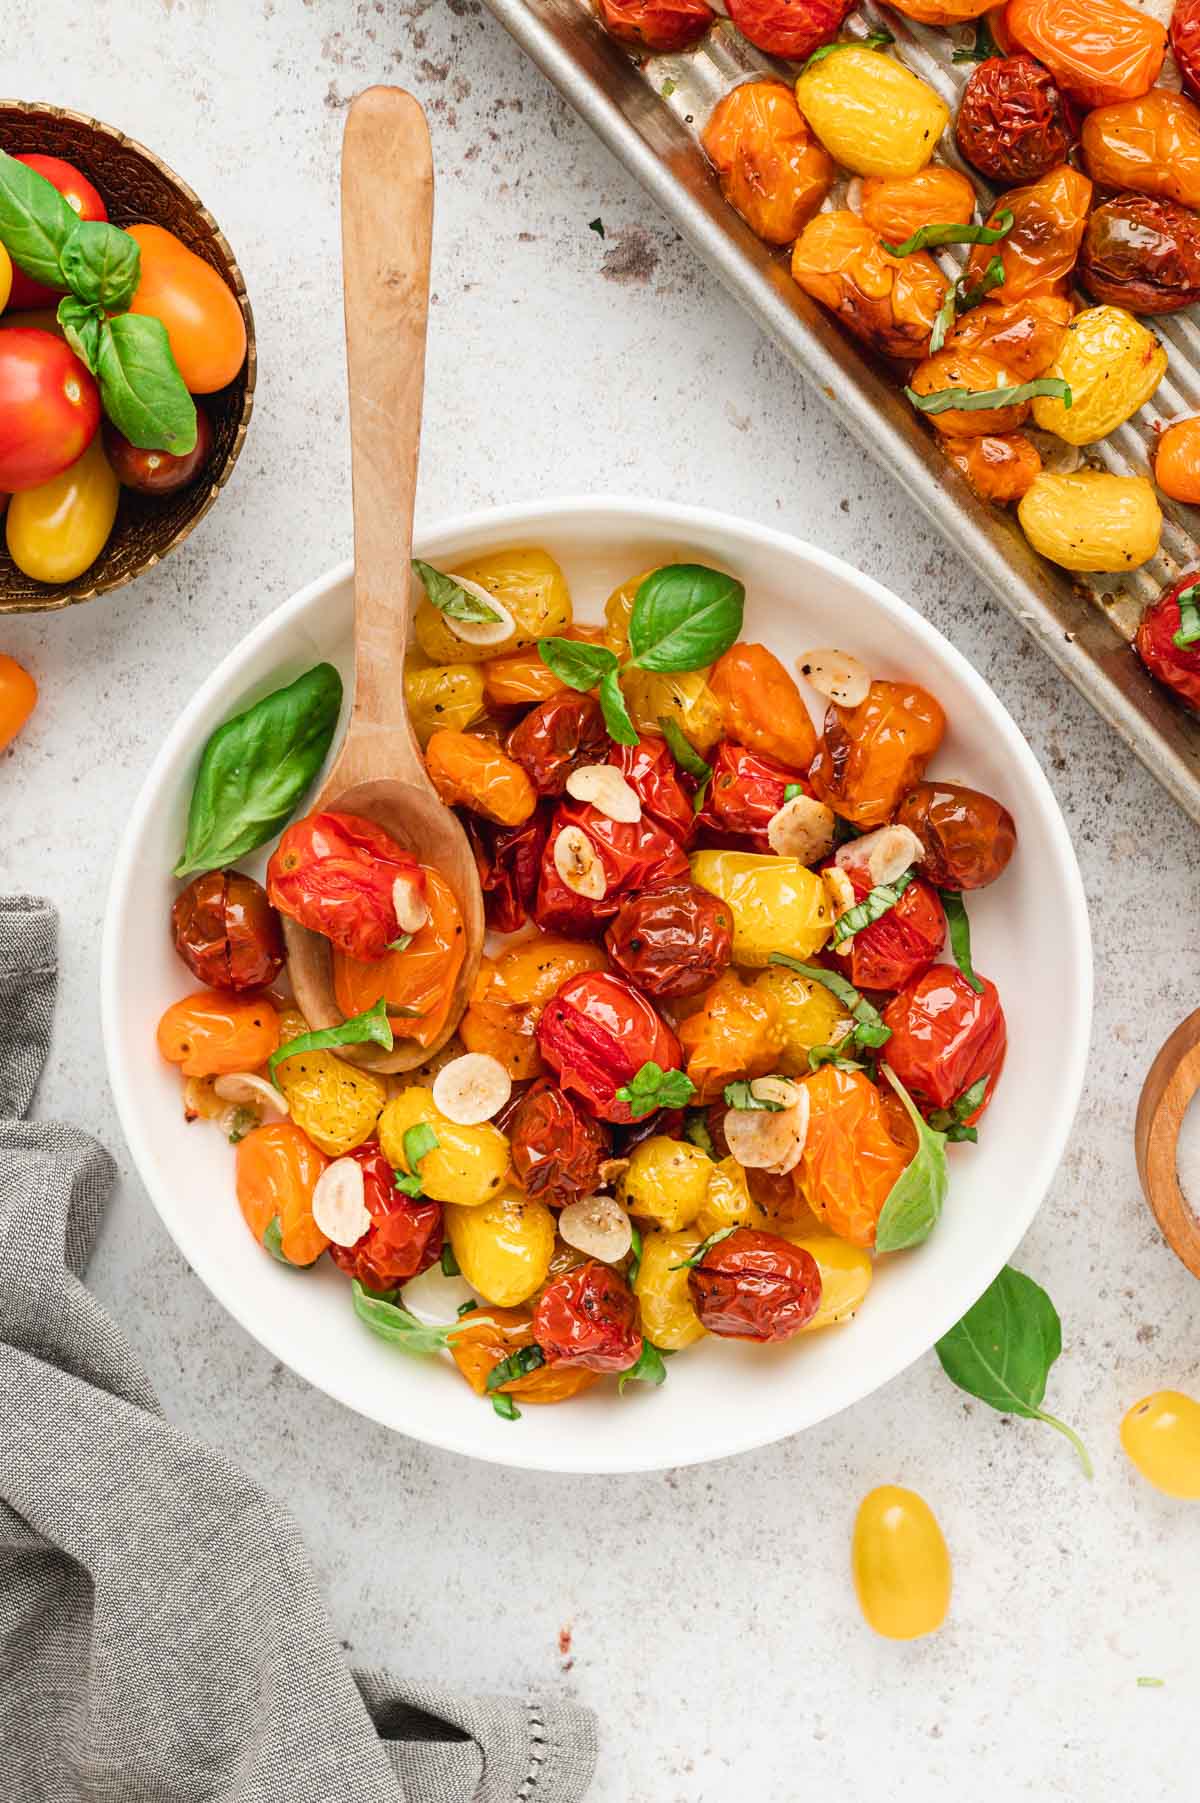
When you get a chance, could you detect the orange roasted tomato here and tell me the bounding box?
[964,166,1092,305]
[709,640,818,771]
[451,1304,599,1403]
[944,295,1072,382]
[127,224,247,394]
[425,728,538,826]
[235,1120,330,1267]
[267,810,425,963]
[791,212,947,360]
[809,680,946,829]
[895,781,1017,890]
[889,0,991,19]
[1004,0,1165,110]
[859,169,977,248]
[332,863,466,1048]
[1155,419,1200,506]
[156,989,280,1077]
[798,1066,911,1248]
[677,968,782,1102]
[701,80,834,247]
[909,348,1030,440]
[944,432,1042,504]
[1081,91,1200,212]
[461,934,609,1080]
[482,626,605,709]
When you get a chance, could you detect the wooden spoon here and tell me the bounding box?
[1134,1009,1200,1278]
[282,87,484,1072]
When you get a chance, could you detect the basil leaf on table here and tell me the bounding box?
[269,998,394,1085]
[658,714,711,783]
[0,149,77,285]
[627,564,745,673]
[537,637,618,691]
[174,662,343,876]
[57,296,105,375]
[412,559,502,624]
[96,312,198,454]
[615,1060,696,1118]
[59,219,141,310]
[598,665,639,746]
[351,1280,456,1357]
[873,1068,948,1253]
[935,1265,1093,1477]
[884,210,1013,258]
[618,1342,668,1393]
[939,888,985,994]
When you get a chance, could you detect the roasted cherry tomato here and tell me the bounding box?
[532,1259,643,1372]
[506,690,609,797]
[451,1305,599,1403]
[797,1065,911,1247]
[809,680,945,829]
[425,728,537,827]
[840,871,945,994]
[461,935,608,1080]
[701,79,834,246]
[482,626,605,709]
[726,0,852,59]
[853,1485,952,1640]
[331,863,466,1048]
[1120,1390,1200,1498]
[1005,0,1165,109]
[610,736,695,842]
[171,869,284,991]
[888,0,991,18]
[859,168,977,247]
[0,329,100,493]
[688,1227,821,1342]
[882,964,1006,1118]
[103,407,213,492]
[0,655,37,752]
[954,53,1071,185]
[964,165,1092,305]
[791,212,948,361]
[597,0,713,50]
[944,431,1042,504]
[156,989,280,1078]
[1154,424,1200,508]
[465,807,550,934]
[945,295,1072,383]
[536,969,682,1124]
[696,742,799,844]
[1082,90,1200,211]
[1134,573,1200,711]
[1174,0,1200,101]
[534,800,691,936]
[604,880,733,999]
[709,640,818,771]
[507,1077,611,1204]
[1078,194,1200,316]
[327,1141,443,1289]
[677,967,782,1101]
[895,781,1017,889]
[235,1121,329,1267]
[7,154,106,310]
[267,810,425,962]
[909,347,1030,441]
[5,434,118,584]
[126,224,247,393]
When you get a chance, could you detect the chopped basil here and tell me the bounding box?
[723,1079,786,1112]
[588,217,605,238]
[1137,1678,1165,1688]
[485,1344,546,1392]
[618,1341,668,1393]
[269,997,393,1086]
[884,210,1012,259]
[801,28,893,72]
[386,932,414,953]
[830,869,915,947]
[351,1281,456,1356]
[440,1242,461,1277]
[768,955,891,1050]
[628,1224,644,1288]
[263,1216,295,1266]
[225,1105,258,1145]
[614,1061,697,1119]
[661,77,676,98]
[783,782,804,802]
[670,1225,736,1272]
[930,255,1007,354]
[681,1111,717,1159]
[907,376,1072,416]
[929,1074,989,1144]
[938,889,985,995]
[492,1393,521,1420]
[412,559,502,624]
[457,1300,479,1318]
[395,1122,441,1196]
[807,1041,865,1074]
[658,714,712,782]
[1172,582,1200,649]
[952,14,1002,61]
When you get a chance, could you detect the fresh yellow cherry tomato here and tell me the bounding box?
[852,1485,952,1640]
[6,434,118,583]
[1120,1391,1200,1499]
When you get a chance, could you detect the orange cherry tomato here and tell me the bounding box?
[890,0,990,18]
[156,989,280,1077]
[1155,418,1200,504]
[709,641,818,771]
[235,1121,329,1266]
[964,166,1092,307]
[126,225,247,394]
[461,935,608,1080]
[944,432,1042,504]
[791,212,948,361]
[701,80,834,247]
[425,728,537,826]
[944,295,1072,382]
[0,655,38,751]
[332,864,466,1049]
[810,680,946,828]
[677,968,783,1103]
[859,168,977,248]
[909,348,1030,440]
[450,1304,599,1403]
[797,1066,911,1248]
[482,626,605,709]
[1082,91,1200,212]
[1004,0,1165,110]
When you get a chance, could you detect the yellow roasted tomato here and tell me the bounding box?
[271,1009,387,1157]
[446,1185,555,1307]
[852,1485,952,1640]
[752,965,851,1076]
[618,1135,713,1232]
[378,1086,510,1206]
[1031,305,1166,445]
[780,1234,873,1329]
[1018,471,1162,572]
[690,850,832,967]
[1120,1391,1200,1499]
[403,660,487,747]
[696,1156,769,1237]
[414,546,572,663]
[794,45,949,178]
[624,666,725,754]
[6,434,119,584]
[633,1228,707,1351]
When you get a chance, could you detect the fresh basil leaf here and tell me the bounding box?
[618,1341,667,1393]
[269,998,393,1086]
[906,376,1071,417]
[768,955,892,1049]
[351,1280,456,1357]
[614,1060,697,1119]
[628,1223,643,1287]
[807,1042,864,1074]
[412,558,502,624]
[952,14,1001,60]
[440,1242,461,1277]
[0,148,76,285]
[670,1225,736,1272]
[174,663,343,877]
[723,1079,785,1112]
[801,28,893,72]
[934,1264,1092,1477]
[626,564,745,673]
[492,1393,521,1420]
[1173,581,1200,648]
[537,636,618,691]
[884,210,1013,258]
[598,666,639,746]
[57,296,104,373]
[830,869,915,947]
[938,889,985,995]
[657,714,711,782]
[783,782,804,802]
[96,312,198,454]
[60,219,141,310]
[681,1111,716,1159]
[874,1068,948,1253]
[485,1344,546,1392]
[263,1216,296,1265]
[393,1122,440,1195]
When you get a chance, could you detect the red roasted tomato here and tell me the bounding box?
[534,800,691,935]
[895,781,1017,890]
[506,691,610,797]
[954,53,1073,186]
[327,1142,443,1290]
[882,964,1007,1119]
[536,969,682,1123]
[171,869,285,991]
[508,1077,612,1203]
[609,736,695,842]
[840,869,946,994]
[604,880,733,998]
[1174,0,1200,100]
[7,154,107,309]
[267,810,425,961]
[688,1227,822,1341]
[696,742,800,844]
[465,807,550,934]
[0,330,101,492]
[533,1259,643,1372]
[597,0,714,52]
[1134,573,1200,712]
[726,0,854,61]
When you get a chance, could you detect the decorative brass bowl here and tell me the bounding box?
[0,101,256,614]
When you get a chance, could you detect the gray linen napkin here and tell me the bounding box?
[0,897,596,1803]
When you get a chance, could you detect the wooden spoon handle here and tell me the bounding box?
[340,87,432,748]
[1134,1007,1200,1278]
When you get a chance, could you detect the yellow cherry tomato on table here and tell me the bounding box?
[126,224,247,394]
[1120,1391,1200,1498]
[6,434,119,584]
[852,1485,952,1640]
[0,655,38,751]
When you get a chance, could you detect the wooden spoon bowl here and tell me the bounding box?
[282,87,483,1073]
[1135,1008,1200,1279]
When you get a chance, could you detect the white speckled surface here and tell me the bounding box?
[3,2,1200,1796]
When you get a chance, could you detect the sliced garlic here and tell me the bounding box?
[823,865,856,921]
[312,1157,371,1248]
[553,824,607,899]
[598,1156,630,1187]
[749,1075,801,1110]
[558,1192,634,1264]
[836,823,924,888]
[565,763,642,824]
[844,175,863,216]
[392,874,429,936]
[797,648,870,709]
[436,575,516,649]
[213,1072,290,1121]
[432,1051,512,1125]
[767,793,837,864]
[724,1088,810,1175]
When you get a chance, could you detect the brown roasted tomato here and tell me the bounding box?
[964,165,1092,305]
[328,1142,443,1290]
[840,871,945,994]
[896,780,1016,890]
[604,880,733,998]
[532,1259,643,1372]
[508,1077,611,1204]
[809,680,946,829]
[267,810,424,962]
[954,53,1071,186]
[534,800,690,936]
[1134,573,1200,712]
[702,80,833,246]
[688,1227,821,1342]
[792,212,947,360]
[506,690,609,797]
[536,969,682,1124]
[1081,91,1200,212]
[611,736,695,842]
[909,348,1030,440]
[696,742,800,843]
[597,0,714,51]
[425,729,537,827]
[725,0,852,60]
[1078,194,1200,317]
[466,808,550,934]
[882,964,1006,1118]
[171,870,284,991]
[945,295,1072,383]
[944,432,1042,504]
[451,1305,599,1403]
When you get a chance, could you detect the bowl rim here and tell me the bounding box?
[101,494,1094,1472]
[0,98,256,615]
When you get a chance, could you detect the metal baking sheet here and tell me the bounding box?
[484,0,1200,824]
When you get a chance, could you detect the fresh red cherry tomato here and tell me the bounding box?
[7,154,107,309]
[1134,573,1200,713]
[604,880,733,998]
[609,736,695,842]
[507,1077,612,1204]
[171,869,285,991]
[696,742,800,844]
[597,0,714,53]
[882,965,1006,1119]
[0,329,100,492]
[267,810,425,961]
[533,800,691,936]
[327,1142,443,1290]
[465,807,550,934]
[688,1227,821,1341]
[104,407,213,494]
[726,0,854,61]
[840,868,945,994]
[536,969,682,1124]
[532,1260,643,1372]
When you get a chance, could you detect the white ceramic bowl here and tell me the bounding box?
[102,497,1092,1473]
